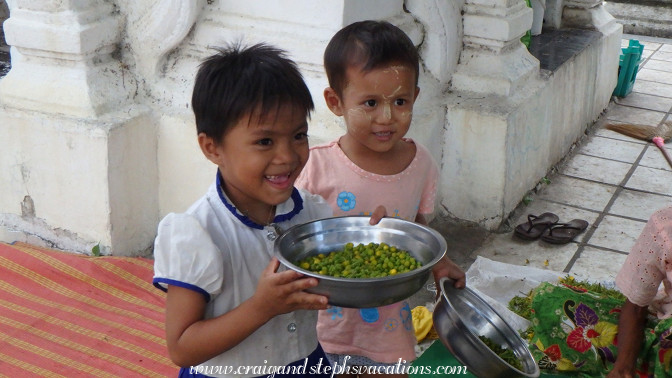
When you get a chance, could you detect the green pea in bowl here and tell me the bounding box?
[274,216,447,308]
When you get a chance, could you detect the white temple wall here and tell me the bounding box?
[443,30,621,227]
[0,0,621,255]
[150,0,462,217]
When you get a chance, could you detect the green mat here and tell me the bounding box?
[411,340,569,377]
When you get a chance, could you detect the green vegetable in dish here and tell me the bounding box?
[295,242,422,278]
[478,335,524,371]
[508,290,534,320]
[558,275,626,301]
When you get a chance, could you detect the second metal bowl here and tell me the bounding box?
[433,277,540,377]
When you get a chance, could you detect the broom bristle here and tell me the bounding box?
[662,120,672,141]
[605,123,667,142]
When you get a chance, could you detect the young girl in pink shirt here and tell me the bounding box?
[296,20,465,377]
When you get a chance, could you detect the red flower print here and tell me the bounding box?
[545,344,562,361]
[565,303,617,353]
[567,327,592,353]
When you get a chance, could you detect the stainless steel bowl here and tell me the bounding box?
[433,278,540,378]
[275,216,447,308]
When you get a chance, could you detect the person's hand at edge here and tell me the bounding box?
[432,257,466,298]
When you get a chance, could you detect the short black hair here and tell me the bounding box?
[324,20,419,97]
[192,43,314,142]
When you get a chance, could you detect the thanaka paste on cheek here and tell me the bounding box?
[348,107,372,121]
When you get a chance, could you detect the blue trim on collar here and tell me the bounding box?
[216,172,262,229]
[215,171,304,229]
[153,278,211,303]
[276,189,303,223]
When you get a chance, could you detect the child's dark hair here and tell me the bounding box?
[192,43,314,142]
[324,20,419,97]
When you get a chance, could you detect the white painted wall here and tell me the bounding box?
[442,2,621,227]
[443,30,621,227]
[0,0,621,255]
[151,0,463,217]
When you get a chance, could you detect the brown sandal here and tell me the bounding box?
[514,212,560,240]
[541,219,589,244]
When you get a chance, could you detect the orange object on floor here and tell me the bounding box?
[0,242,178,377]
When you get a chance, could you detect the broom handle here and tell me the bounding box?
[653,137,672,169]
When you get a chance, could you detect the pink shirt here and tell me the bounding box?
[615,206,672,319]
[296,138,439,363]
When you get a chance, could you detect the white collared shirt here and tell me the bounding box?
[153,175,332,376]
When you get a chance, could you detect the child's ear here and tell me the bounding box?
[198,133,221,163]
[414,86,420,101]
[324,87,344,116]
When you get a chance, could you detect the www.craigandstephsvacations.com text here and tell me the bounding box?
[188,356,468,377]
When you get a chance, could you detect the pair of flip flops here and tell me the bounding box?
[514,212,589,244]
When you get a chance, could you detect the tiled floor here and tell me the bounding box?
[470,34,672,284]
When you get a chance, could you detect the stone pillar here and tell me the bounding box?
[441,0,621,230]
[442,0,542,228]
[0,0,158,256]
[0,0,128,117]
[563,0,622,132]
[451,0,538,97]
[544,0,565,29]
[563,0,618,32]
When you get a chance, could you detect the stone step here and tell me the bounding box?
[604,1,672,38]
[607,0,672,5]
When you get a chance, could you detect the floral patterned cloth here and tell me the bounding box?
[528,282,672,377]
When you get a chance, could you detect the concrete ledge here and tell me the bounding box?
[529,29,602,72]
[442,26,622,229]
[0,106,158,256]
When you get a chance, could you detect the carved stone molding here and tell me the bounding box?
[564,0,602,9]
[405,0,462,85]
[0,0,128,117]
[129,0,205,78]
[563,0,617,32]
[452,0,538,96]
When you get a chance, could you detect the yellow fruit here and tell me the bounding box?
[412,306,433,343]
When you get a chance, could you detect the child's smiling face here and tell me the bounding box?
[328,63,419,154]
[201,103,310,219]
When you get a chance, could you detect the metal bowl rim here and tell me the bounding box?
[275,215,447,282]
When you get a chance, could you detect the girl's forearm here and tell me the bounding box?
[166,288,272,367]
[610,299,648,375]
